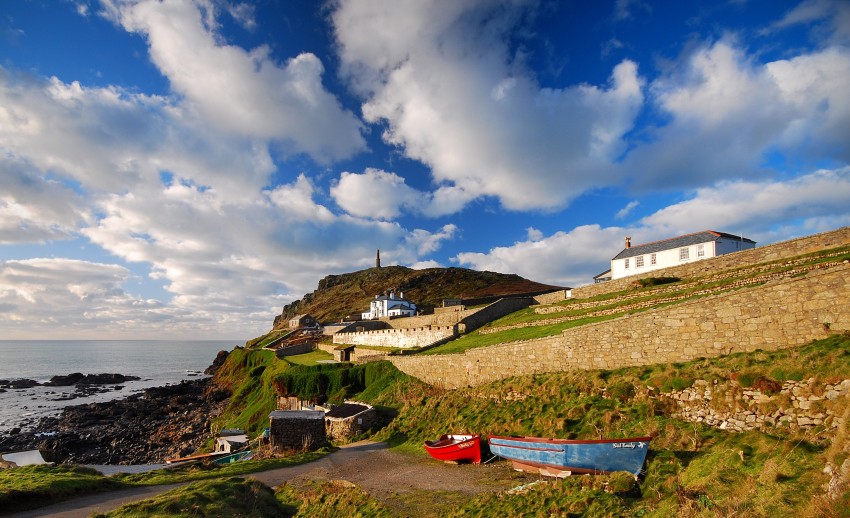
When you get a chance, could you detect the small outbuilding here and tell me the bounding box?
[215,431,249,453]
[333,344,355,362]
[268,410,327,452]
[325,401,377,443]
[289,314,318,329]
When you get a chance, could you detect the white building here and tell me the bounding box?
[361,292,417,320]
[610,231,756,280]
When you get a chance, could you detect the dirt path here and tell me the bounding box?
[6,441,534,518]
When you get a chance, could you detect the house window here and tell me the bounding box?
[624,258,630,269]
[650,253,657,265]
[635,256,644,268]
[679,247,689,261]
[697,244,705,257]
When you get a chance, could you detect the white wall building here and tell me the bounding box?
[361,292,417,320]
[610,231,756,280]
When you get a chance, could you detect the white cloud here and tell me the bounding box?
[616,200,640,220]
[0,156,92,244]
[767,0,850,44]
[104,0,365,162]
[640,167,850,236]
[331,168,422,220]
[625,40,850,188]
[333,0,644,213]
[0,258,171,339]
[404,224,458,257]
[526,227,543,241]
[455,224,626,288]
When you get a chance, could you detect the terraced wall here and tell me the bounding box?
[390,264,850,389]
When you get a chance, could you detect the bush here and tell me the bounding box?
[635,277,681,288]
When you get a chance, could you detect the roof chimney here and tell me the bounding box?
[625,236,631,249]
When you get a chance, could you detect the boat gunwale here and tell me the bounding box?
[488,435,652,446]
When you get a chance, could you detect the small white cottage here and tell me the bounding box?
[361,292,416,320]
[610,231,756,280]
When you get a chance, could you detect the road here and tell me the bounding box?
[6,441,532,517]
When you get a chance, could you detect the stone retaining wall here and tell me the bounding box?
[390,264,850,388]
[333,326,457,349]
[662,378,850,433]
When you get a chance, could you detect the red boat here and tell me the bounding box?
[424,434,482,464]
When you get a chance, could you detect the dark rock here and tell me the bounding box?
[204,350,230,375]
[46,373,86,386]
[46,373,141,387]
[4,379,40,389]
[0,378,231,465]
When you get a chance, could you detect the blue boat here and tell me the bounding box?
[488,435,651,477]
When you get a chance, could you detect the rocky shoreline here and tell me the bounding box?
[0,350,232,465]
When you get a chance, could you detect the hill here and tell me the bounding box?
[272,266,563,328]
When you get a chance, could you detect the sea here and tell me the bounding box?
[0,340,238,434]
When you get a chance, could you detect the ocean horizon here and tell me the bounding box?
[0,339,239,434]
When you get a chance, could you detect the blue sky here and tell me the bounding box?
[1,0,849,340]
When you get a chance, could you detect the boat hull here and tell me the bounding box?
[424,434,482,464]
[488,435,651,476]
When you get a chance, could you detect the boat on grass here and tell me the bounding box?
[488,435,651,477]
[212,450,253,465]
[165,451,229,464]
[424,434,482,464]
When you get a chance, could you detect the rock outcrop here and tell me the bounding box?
[0,379,231,465]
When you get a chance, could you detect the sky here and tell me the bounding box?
[1,0,849,340]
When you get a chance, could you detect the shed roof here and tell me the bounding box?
[269,410,325,420]
[613,231,756,260]
[325,403,370,419]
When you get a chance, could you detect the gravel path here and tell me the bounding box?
[6,441,534,517]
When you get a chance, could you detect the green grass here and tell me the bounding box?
[112,451,328,486]
[283,349,334,365]
[0,465,127,514]
[92,477,285,517]
[208,347,292,439]
[364,335,850,517]
[276,479,395,517]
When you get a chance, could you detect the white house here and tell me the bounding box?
[361,292,417,320]
[610,231,756,280]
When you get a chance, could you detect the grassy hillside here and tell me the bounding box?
[291,335,850,516]
[272,265,563,327]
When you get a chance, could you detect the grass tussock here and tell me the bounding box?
[0,465,127,514]
[276,479,395,517]
[91,477,284,517]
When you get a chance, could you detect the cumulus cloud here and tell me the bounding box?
[0,258,166,338]
[103,0,365,162]
[0,156,91,244]
[640,167,850,236]
[331,168,422,220]
[455,225,627,288]
[625,41,850,188]
[332,0,644,213]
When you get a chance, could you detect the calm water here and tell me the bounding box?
[0,340,238,434]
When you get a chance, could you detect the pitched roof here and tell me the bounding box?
[613,231,756,260]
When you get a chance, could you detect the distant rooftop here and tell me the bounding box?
[613,231,756,260]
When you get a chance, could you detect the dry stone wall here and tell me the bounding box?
[333,326,457,349]
[662,378,850,433]
[390,264,850,389]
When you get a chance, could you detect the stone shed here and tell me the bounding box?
[268,410,327,452]
[325,401,377,443]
